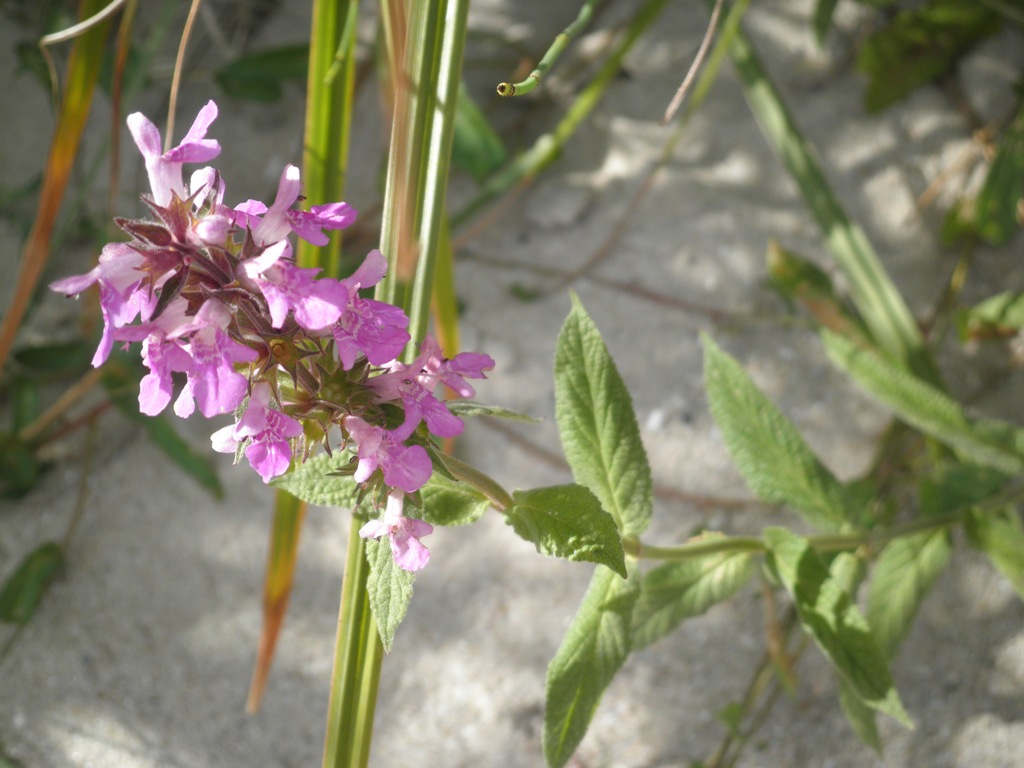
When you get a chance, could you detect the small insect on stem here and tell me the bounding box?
[495,0,596,97]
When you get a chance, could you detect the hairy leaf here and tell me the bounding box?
[868,530,952,658]
[420,472,491,526]
[555,295,653,536]
[703,334,851,531]
[508,485,626,577]
[270,454,362,508]
[764,527,911,727]
[544,565,639,767]
[822,331,1024,475]
[632,535,755,650]
[365,536,415,652]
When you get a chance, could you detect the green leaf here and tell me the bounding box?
[631,535,755,650]
[365,536,415,653]
[12,339,93,373]
[966,507,1024,599]
[856,0,1000,112]
[702,334,852,531]
[452,82,507,182]
[764,527,911,727]
[0,542,64,625]
[813,0,840,45]
[544,565,639,768]
[270,453,362,508]
[822,331,1024,475]
[959,291,1024,341]
[102,359,222,498]
[507,485,626,577]
[0,433,40,499]
[420,472,491,526]
[867,530,952,658]
[974,102,1024,244]
[839,678,882,754]
[554,295,653,536]
[445,401,540,422]
[215,44,310,102]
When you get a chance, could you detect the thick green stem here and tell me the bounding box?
[322,516,383,768]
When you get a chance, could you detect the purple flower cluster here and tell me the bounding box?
[51,101,494,571]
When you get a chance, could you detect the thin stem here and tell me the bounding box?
[165,0,203,151]
[661,0,724,124]
[439,453,515,511]
[18,367,104,444]
[496,0,596,97]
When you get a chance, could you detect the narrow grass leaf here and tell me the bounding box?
[764,527,912,727]
[867,530,952,658]
[0,542,64,625]
[508,485,626,577]
[822,330,1024,475]
[365,536,415,652]
[544,564,639,768]
[420,472,491,526]
[270,453,362,508]
[555,295,653,537]
[702,334,851,531]
[632,534,755,650]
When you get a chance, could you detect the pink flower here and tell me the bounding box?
[343,415,432,494]
[211,382,303,482]
[359,491,433,572]
[246,165,356,247]
[127,100,221,206]
[330,250,410,368]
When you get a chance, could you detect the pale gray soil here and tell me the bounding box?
[2,1,1024,767]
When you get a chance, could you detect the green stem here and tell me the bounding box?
[623,510,967,561]
[496,0,596,97]
[322,515,383,768]
[440,453,515,511]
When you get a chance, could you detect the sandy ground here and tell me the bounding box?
[3,1,1024,766]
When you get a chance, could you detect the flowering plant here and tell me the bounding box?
[51,101,495,573]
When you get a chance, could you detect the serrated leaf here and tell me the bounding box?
[632,535,755,650]
[452,82,507,182]
[822,330,1024,475]
[420,472,491,526]
[764,527,911,727]
[966,507,1024,598]
[856,0,1000,112]
[554,295,653,536]
[508,485,626,577]
[270,453,362,508]
[0,542,64,625]
[365,536,415,652]
[445,401,540,422]
[867,530,951,658]
[702,334,851,531]
[544,564,639,768]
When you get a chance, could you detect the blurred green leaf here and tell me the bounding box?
[764,527,912,727]
[445,401,539,422]
[839,678,882,754]
[856,0,1000,112]
[631,535,755,650]
[966,507,1024,598]
[507,484,626,577]
[452,83,506,182]
[215,44,309,102]
[9,375,39,433]
[975,103,1024,244]
[554,294,653,537]
[544,564,639,768]
[703,333,854,531]
[0,542,64,625]
[958,291,1024,341]
[0,433,40,499]
[12,339,93,373]
[813,0,840,44]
